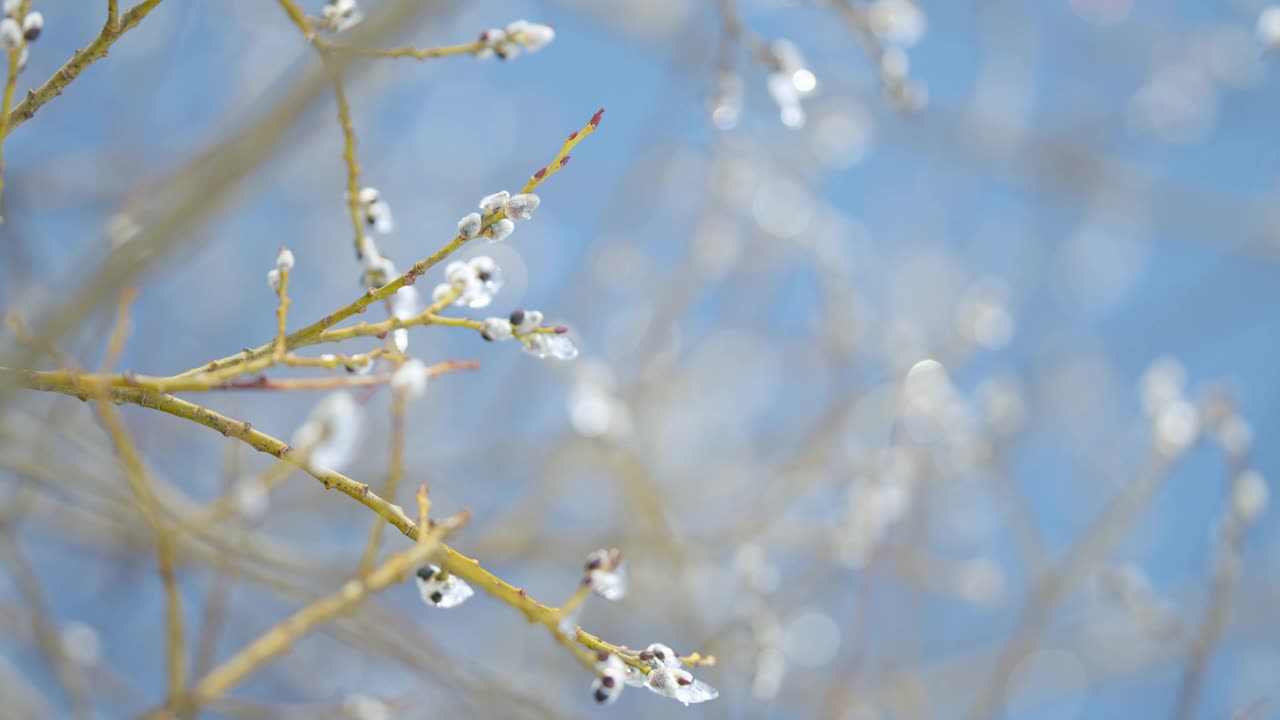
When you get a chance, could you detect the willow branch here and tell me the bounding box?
[89,388,186,699]
[180,108,604,378]
[10,371,668,688]
[4,0,167,137]
[355,388,408,575]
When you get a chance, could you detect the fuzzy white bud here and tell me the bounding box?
[478,190,510,214]
[487,218,515,242]
[21,10,41,41]
[0,18,21,50]
[457,212,482,239]
[482,317,513,341]
[267,269,282,292]
[444,260,471,286]
[505,193,540,221]
[275,248,295,272]
[509,20,555,52]
[1232,470,1268,526]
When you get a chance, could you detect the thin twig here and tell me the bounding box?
[89,389,186,699]
[356,388,408,575]
[12,373,687,683]
[0,0,31,221]
[4,0,167,137]
[180,108,604,378]
[964,452,1178,720]
[0,530,96,720]
[168,509,465,715]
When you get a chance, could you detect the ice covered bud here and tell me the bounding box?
[644,665,718,706]
[522,332,579,360]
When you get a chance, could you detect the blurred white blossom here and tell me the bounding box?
[319,0,363,33]
[416,565,474,608]
[293,391,362,471]
[357,187,394,235]
[391,358,429,398]
[583,548,627,600]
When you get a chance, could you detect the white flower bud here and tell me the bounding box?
[416,565,474,608]
[444,260,472,286]
[505,193,540,221]
[457,212,482,239]
[509,309,542,334]
[1259,6,1280,49]
[584,548,627,600]
[431,282,453,304]
[1232,470,1268,526]
[0,18,21,50]
[591,652,626,704]
[481,317,513,341]
[294,391,362,471]
[267,269,282,292]
[478,190,510,214]
[868,0,926,48]
[275,248,295,272]
[391,358,429,399]
[60,622,102,668]
[511,21,555,51]
[357,186,379,205]
[468,255,497,276]
[1,0,19,14]
[321,0,363,32]
[233,479,269,523]
[487,218,515,242]
[21,10,41,41]
[643,664,718,706]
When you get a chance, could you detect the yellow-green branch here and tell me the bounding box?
[3,0,167,138]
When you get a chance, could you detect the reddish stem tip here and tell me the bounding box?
[533,167,547,180]
[589,108,604,128]
[559,155,571,167]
